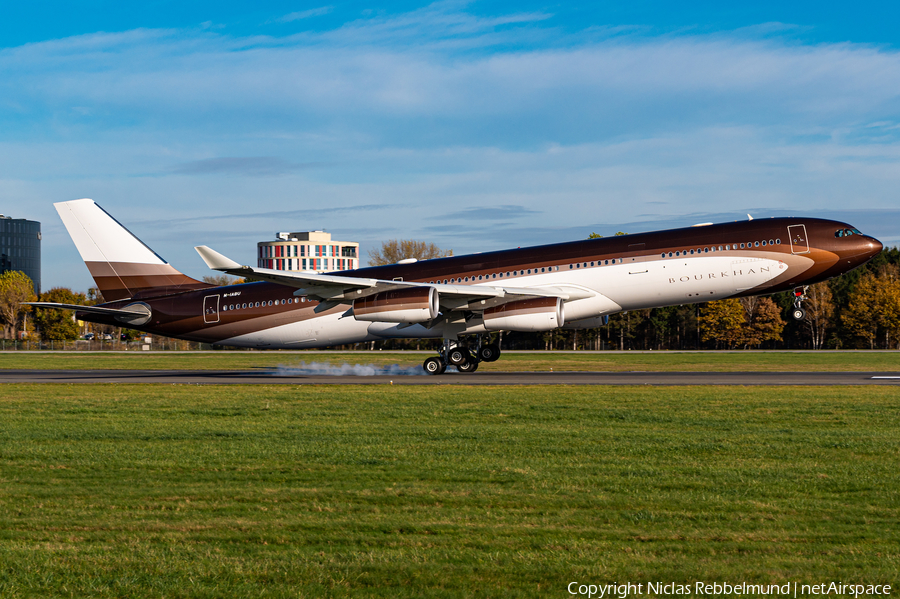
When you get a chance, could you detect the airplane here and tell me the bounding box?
[30,199,883,374]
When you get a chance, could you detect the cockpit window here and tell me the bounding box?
[835,228,862,238]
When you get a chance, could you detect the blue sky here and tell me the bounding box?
[3,1,900,291]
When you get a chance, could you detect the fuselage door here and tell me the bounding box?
[203,294,220,324]
[788,224,810,255]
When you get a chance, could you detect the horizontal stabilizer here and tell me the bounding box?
[24,302,152,325]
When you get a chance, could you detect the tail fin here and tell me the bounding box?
[55,199,210,301]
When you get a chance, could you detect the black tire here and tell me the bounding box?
[457,360,479,373]
[423,357,444,375]
[478,343,501,362]
[447,347,469,366]
[793,307,806,321]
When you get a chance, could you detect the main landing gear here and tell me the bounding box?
[792,286,808,320]
[422,335,501,375]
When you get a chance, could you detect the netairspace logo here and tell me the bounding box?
[276,361,426,376]
[567,581,893,598]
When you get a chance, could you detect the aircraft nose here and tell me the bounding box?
[840,234,883,266]
[867,236,884,258]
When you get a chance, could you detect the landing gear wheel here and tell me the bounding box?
[423,356,445,375]
[456,360,479,373]
[477,343,501,362]
[447,347,469,366]
[793,307,806,320]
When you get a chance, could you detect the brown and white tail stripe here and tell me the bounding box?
[55,199,209,301]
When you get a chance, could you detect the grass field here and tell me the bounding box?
[0,384,897,597]
[0,350,898,372]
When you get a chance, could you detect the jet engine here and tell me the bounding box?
[353,286,439,324]
[482,297,564,332]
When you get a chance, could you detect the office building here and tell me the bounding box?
[0,215,40,295]
[257,231,359,273]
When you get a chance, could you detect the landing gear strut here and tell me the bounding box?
[422,335,502,375]
[792,286,808,320]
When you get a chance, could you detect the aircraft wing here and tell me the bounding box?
[195,245,579,313]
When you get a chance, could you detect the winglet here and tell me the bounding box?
[194,246,245,271]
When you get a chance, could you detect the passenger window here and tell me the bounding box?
[690,249,695,255]
[754,241,759,247]
[740,243,745,249]
[762,240,767,246]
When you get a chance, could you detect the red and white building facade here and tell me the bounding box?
[257,231,359,273]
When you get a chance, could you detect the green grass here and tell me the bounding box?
[0,350,898,372]
[0,384,898,597]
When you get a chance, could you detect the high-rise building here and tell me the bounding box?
[257,231,359,273]
[0,215,41,295]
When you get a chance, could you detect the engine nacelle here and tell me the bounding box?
[482,297,564,332]
[353,286,439,324]
[562,315,609,329]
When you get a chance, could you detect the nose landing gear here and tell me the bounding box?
[422,335,502,375]
[792,286,808,320]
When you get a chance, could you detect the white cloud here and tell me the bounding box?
[273,6,334,23]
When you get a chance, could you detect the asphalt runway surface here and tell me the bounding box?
[2,369,900,385]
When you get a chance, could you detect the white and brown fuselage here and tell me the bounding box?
[77,217,883,349]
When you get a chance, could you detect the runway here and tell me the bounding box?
[2,369,900,385]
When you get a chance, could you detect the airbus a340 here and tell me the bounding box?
[31,199,883,374]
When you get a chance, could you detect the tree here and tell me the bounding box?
[699,299,745,348]
[34,288,86,340]
[87,287,104,305]
[0,271,37,339]
[367,240,452,266]
[700,296,784,348]
[843,273,879,348]
[803,282,834,349]
[843,267,900,349]
[746,297,785,348]
[203,274,242,286]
